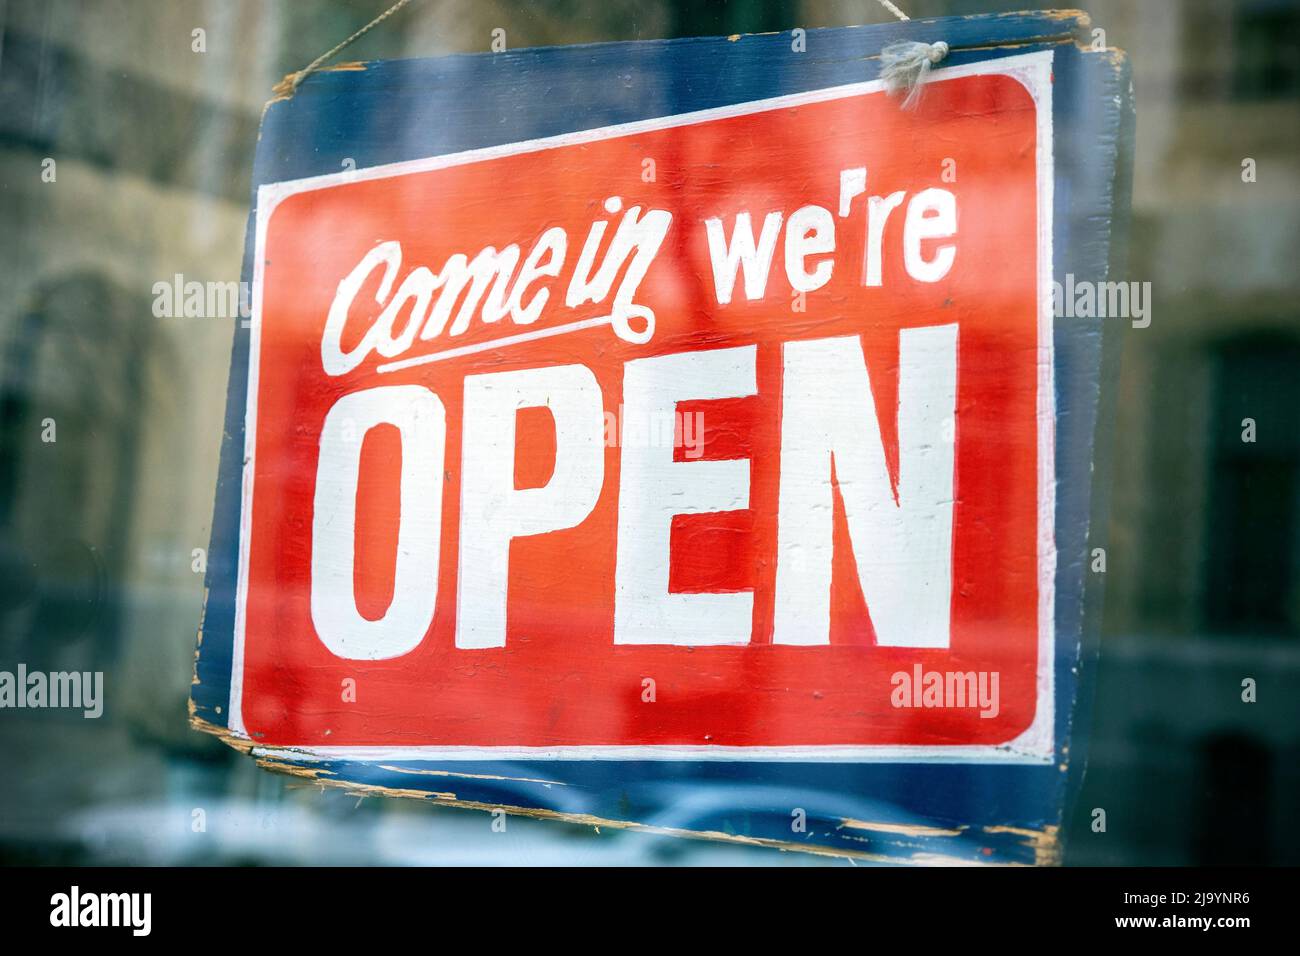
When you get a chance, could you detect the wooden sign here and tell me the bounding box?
[194,12,1133,864]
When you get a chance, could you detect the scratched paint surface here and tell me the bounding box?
[194,13,1133,863]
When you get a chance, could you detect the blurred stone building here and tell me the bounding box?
[0,0,1296,863]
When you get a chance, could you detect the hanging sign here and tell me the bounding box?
[195,11,1133,864]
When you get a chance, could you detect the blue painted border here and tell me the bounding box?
[193,13,1132,864]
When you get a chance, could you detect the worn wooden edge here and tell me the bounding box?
[249,748,1059,865]
[263,9,1094,110]
[1058,41,1136,841]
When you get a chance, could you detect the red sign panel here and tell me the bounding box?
[234,58,1054,760]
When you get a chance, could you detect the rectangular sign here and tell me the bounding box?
[196,13,1132,863]
[237,55,1052,759]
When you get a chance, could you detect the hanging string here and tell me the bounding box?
[272,0,420,99]
[874,1,949,109]
[875,0,910,20]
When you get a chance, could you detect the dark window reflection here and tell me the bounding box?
[1205,335,1300,634]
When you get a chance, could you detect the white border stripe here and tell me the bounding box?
[230,49,1057,763]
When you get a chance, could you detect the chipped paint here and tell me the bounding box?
[257,767,984,866]
[188,708,256,756]
[270,58,370,105]
[983,824,1061,866]
[190,736,1054,865]
[377,765,568,787]
[841,818,966,838]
